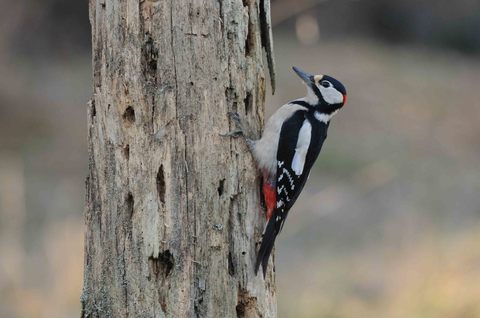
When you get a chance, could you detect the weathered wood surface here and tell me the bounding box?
[82,0,276,317]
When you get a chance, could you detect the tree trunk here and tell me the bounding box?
[82,0,276,317]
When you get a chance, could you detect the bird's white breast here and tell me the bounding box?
[252,102,308,176]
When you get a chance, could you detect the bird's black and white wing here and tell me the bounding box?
[255,110,328,276]
[274,111,328,232]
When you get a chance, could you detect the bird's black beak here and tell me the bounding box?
[292,66,314,86]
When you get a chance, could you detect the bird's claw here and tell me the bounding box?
[221,112,245,138]
[219,129,243,138]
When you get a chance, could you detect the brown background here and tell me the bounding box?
[1,0,480,317]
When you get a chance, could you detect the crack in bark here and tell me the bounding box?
[122,235,129,318]
[228,251,235,276]
[126,192,134,219]
[151,94,156,134]
[141,32,159,85]
[156,165,166,204]
[244,1,254,57]
[89,99,96,119]
[122,192,134,317]
[170,0,178,120]
[217,178,225,196]
[244,91,253,114]
[122,144,130,161]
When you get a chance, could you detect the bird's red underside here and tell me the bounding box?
[262,181,276,221]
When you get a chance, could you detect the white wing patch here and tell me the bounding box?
[291,119,312,176]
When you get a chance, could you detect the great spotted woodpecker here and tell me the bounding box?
[224,66,347,277]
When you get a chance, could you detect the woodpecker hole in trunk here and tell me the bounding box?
[123,106,135,125]
[148,250,174,278]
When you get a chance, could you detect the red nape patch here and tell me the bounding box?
[343,94,347,105]
[262,182,276,221]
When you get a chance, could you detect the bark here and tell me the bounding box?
[82,0,276,317]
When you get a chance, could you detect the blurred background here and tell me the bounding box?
[1,0,480,317]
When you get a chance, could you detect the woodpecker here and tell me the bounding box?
[224,66,347,277]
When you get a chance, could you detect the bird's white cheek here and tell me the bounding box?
[319,86,343,104]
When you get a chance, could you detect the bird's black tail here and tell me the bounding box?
[255,218,278,277]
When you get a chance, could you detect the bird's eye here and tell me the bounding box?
[320,80,331,88]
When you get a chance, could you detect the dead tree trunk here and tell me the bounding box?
[82,0,276,317]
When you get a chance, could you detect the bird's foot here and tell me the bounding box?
[220,112,247,138]
[219,129,243,138]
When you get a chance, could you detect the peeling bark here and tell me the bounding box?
[82,0,276,317]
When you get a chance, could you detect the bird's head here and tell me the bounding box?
[293,66,347,113]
